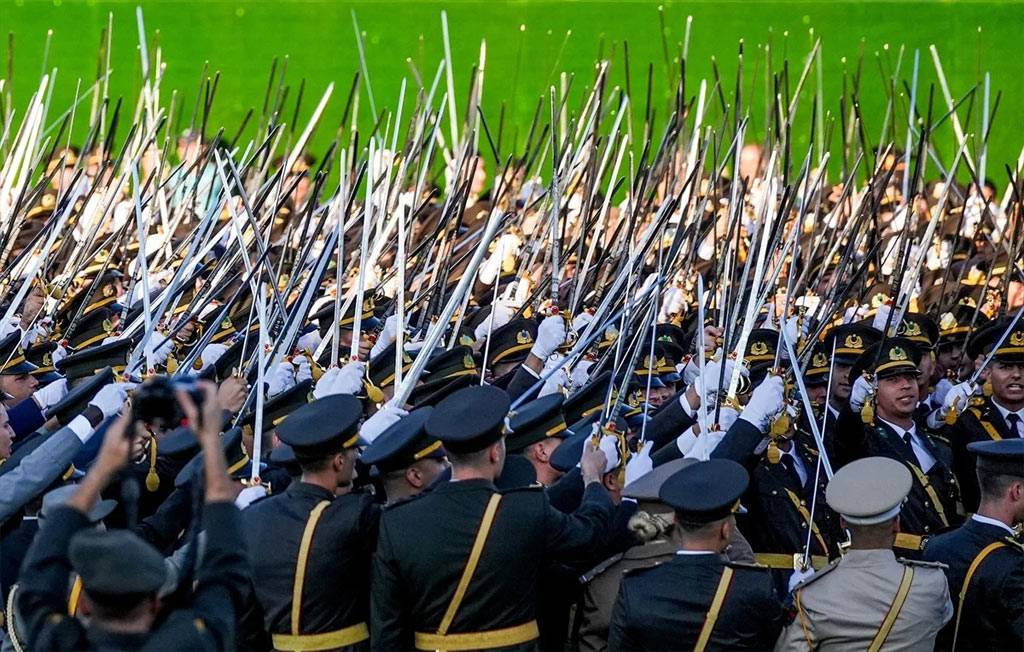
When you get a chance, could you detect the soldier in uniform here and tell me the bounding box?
[577,458,755,652]
[243,394,378,650]
[608,459,784,650]
[940,317,1024,511]
[923,439,1024,651]
[359,406,448,504]
[776,456,952,650]
[370,384,613,651]
[835,338,961,557]
[17,385,247,650]
[505,393,571,486]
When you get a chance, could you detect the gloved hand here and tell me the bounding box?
[571,311,595,332]
[33,378,68,410]
[696,355,746,404]
[52,344,69,364]
[596,434,621,474]
[313,360,365,399]
[531,314,566,360]
[716,405,740,432]
[198,343,229,372]
[474,300,514,342]
[740,374,786,432]
[849,375,873,411]
[941,380,977,415]
[570,359,594,388]
[145,336,176,366]
[371,314,400,358]
[788,564,816,593]
[679,356,700,386]
[297,329,323,353]
[871,304,893,332]
[235,485,268,509]
[267,361,298,397]
[931,377,954,407]
[539,355,568,397]
[89,382,132,419]
[624,441,654,485]
[293,356,313,384]
[360,404,409,444]
[21,320,51,348]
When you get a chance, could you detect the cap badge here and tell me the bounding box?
[845,334,863,349]
[750,341,769,356]
[1010,331,1024,347]
[899,321,922,337]
[939,313,957,332]
[516,330,531,345]
[813,352,828,368]
[463,353,475,369]
[889,346,908,362]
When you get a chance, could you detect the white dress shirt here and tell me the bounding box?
[971,513,1015,536]
[991,399,1024,438]
[878,417,937,472]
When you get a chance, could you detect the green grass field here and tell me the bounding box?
[2,0,1023,176]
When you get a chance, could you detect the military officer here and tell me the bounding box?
[577,458,756,652]
[923,439,1024,651]
[776,456,952,650]
[608,459,784,650]
[940,317,1024,511]
[243,394,379,651]
[370,384,613,651]
[835,338,961,557]
[359,406,448,504]
[505,393,571,486]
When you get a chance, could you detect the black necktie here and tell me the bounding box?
[901,432,919,465]
[1009,414,1023,439]
[780,454,802,488]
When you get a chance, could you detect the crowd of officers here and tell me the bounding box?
[0,142,1020,652]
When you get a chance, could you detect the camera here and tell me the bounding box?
[132,376,206,429]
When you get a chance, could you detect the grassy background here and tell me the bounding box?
[2,0,1022,179]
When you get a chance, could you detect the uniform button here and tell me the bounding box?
[772,490,778,496]
[800,500,807,506]
[801,522,807,527]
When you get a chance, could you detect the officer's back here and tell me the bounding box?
[370,386,614,651]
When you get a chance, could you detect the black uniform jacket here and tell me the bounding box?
[609,552,784,651]
[370,477,614,650]
[924,517,1024,651]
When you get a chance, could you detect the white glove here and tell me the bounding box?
[370,315,399,358]
[474,300,514,342]
[297,329,323,353]
[539,355,568,397]
[198,343,229,372]
[571,311,595,332]
[941,380,977,416]
[360,404,409,444]
[740,375,786,432]
[33,378,68,410]
[679,357,700,386]
[235,485,268,509]
[788,564,816,593]
[716,405,740,432]
[21,320,51,347]
[89,382,132,419]
[658,286,685,321]
[0,320,20,340]
[52,344,69,363]
[267,361,297,397]
[293,356,313,384]
[675,429,699,456]
[313,360,365,399]
[597,434,621,474]
[849,375,873,411]
[145,337,176,366]
[695,355,746,405]
[531,315,566,360]
[931,377,954,408]
[570,359,594,388]
[871,304,893,332]
[624,441,654,485]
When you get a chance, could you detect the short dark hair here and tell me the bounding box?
[296,448,343,473]
[447,446,491,468]
[977,469,1022,498]
[83,590,151,620]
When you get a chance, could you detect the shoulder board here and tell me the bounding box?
[580,553,626,584]
[928,433,951,446]
[500,482,545,494]
[724,560,771,572]
[791,559,842,591]
[1002,536,1024,553]
[621,562,664,578]
[966,407,983,420]
[897,558,949,570]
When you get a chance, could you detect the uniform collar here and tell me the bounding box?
[991,398,1024,425]
[970,513,1015,536]
[287,481,336,501]
[841,548,897,565]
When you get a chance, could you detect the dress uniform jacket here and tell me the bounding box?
[923,517,1024,650]
[18,502,247,651]
[834,407,961,548]
[944,397,1019,512]
[5,398,45,439]
[608,552,784,651]
[243,481,379,650]
[712,419,843,565]
[644,393,697,452]
[370,477,613,651]
[775,549,952,651]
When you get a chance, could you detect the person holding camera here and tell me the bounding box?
[16,381,248,650]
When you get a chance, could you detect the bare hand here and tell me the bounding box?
[703,326,723,352]
[217,376,248,414]
[177,381,221,443]
[580,434,609,485]
[94,412,134,477]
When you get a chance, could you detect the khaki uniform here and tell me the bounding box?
[578,528,755,652]
[776,549,953,651]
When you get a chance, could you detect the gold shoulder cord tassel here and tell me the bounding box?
[766,439,782,464]
[944,396,961,426]
[861,397,875,425]
[145,437,160,492]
